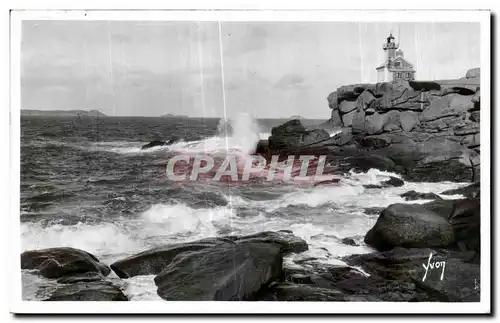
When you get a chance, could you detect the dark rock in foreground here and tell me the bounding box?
[45,280,127,301]
[364,203,455,251]
[344,247,480,302]
[154,242,283,301]
[21,247,111,279]
[258,71,481,182]
[111,231,308,279]
[111,238,228,278]
[56,272,104,284]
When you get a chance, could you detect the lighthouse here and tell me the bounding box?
[376,33,416,82]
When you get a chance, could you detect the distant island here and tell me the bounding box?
[21,110,107,117]
[161,113,189,118]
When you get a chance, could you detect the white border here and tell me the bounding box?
[8,8,491,315]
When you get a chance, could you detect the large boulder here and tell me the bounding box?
[364,203,455,251]
[21,247,111,279]
[231,231,308,254]
[268,120,330,153]
[154,242,283,301]
[255,139,269,155]
[111,231,308,278]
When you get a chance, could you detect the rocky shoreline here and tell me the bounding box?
[21,68,481,302]
[257,68,480,183]
[21,180,480,302]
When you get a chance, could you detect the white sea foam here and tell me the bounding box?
[20,221,143,259]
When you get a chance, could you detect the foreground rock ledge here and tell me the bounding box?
[21,247,127,301]
[110,230,308,279]
[154,242,283,301]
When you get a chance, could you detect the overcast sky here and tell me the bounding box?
[21,21,480,118]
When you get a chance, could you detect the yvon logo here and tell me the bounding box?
[422,252,446,282]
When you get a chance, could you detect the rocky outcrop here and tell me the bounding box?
[343,247,480,301]
[247,69,476,182]
[366,193,480,257]
[259,74,480,182]
[21,248,127,301]
[267,120,331,154]
[324,70,480,182]
[21,247,111,279]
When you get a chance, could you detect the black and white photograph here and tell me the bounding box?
[8,7,491,315]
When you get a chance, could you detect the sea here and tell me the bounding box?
[20,113,467,300]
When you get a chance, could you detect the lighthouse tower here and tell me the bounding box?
[376,33,416,82]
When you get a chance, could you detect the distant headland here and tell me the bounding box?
[21,109,107,117]
[161,113,189,118]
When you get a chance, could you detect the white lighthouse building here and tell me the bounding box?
[376,33,416,83]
